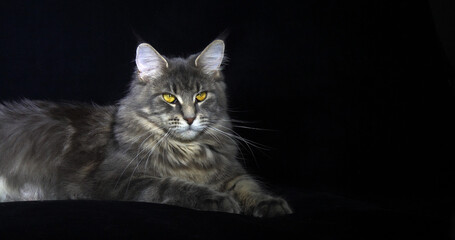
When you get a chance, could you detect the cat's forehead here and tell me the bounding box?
[157,57,210,93]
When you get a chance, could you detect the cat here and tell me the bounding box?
[0,39,292,217]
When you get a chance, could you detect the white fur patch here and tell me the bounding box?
[0,177,11,202]
[141,107,152,115]
[0,176,45,202]
[19,183,44,201]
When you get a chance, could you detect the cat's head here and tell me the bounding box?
[121,40,229,142]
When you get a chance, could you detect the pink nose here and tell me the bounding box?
[184,117,195,125]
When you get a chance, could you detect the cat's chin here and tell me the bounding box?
[172,129,201,142]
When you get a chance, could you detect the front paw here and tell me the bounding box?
[253,197,293,218]
[196,193,241,214]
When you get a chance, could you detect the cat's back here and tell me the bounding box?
[0,99,116,143]
[0,100,71,148]
[0,100,116,200]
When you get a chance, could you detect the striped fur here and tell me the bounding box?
[0,40,291,217]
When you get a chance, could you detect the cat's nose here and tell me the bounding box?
[184,117,195,125]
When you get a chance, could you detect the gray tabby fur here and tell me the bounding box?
[0,40,292,217]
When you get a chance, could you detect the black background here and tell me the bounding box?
[1,0,454,231]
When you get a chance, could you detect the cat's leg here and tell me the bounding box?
[111,176,241,214]
[223,175,293,217]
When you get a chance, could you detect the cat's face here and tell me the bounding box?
[126,40,228,142]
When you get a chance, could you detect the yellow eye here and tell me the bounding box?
[163,93,176,103]
[196,92,207,102]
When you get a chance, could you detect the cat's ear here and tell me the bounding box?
[195,40,225,75]
[136,43,168,81]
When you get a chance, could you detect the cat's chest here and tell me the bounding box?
[153,141,223,184]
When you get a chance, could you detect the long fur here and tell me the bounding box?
[0,40,292,217]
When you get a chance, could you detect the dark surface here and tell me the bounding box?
[0,0,454,239]
[0,189,449,239]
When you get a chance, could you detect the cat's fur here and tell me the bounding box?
[0,40,292,217]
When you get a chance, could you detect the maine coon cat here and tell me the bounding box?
[0,40,292,217]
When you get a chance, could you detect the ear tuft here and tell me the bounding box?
[136,43,168,81]
[195,40,225,75]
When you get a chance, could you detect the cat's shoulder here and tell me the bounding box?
[0,99,116,120]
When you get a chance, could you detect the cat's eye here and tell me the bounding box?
[196,92,207,102]
[163,93,176,103]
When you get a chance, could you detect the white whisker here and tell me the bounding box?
[232,125,276,132]
[213,125,270,150]
[210,126,259,165]
[125,131,170,193]
[206,125,270,168]
[114,131,163,190]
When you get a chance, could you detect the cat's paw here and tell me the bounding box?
[252,197,293,218]
[197,193,241,214]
